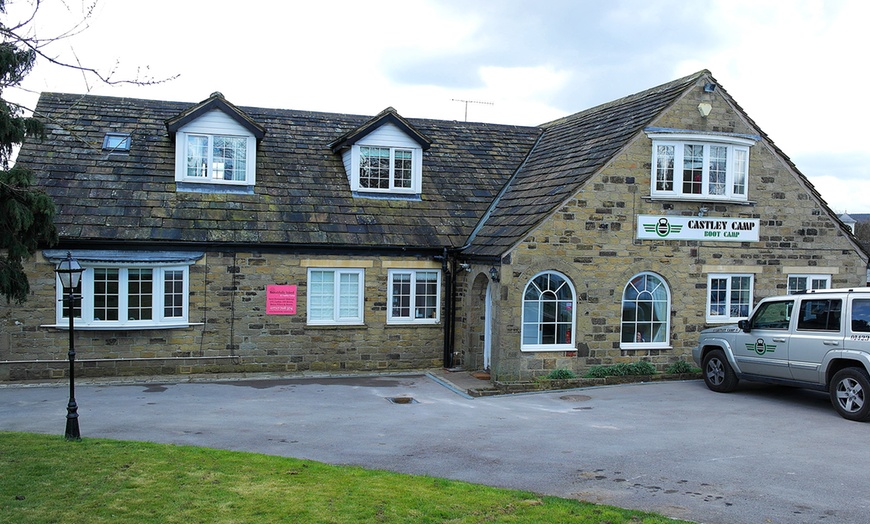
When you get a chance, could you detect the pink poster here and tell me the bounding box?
[266,285,297,315]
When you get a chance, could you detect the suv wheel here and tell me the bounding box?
[702,349,738,393]
[830,368,870,422]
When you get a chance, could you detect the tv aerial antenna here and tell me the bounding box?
[451,99,494,122]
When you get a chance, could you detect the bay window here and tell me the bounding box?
[56,265,189,328]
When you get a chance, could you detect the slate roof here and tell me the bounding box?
[21,70,863,260]
[19,93,541,251]
[462,71,706,257]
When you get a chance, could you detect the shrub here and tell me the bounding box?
[584,361,656,378]
[545,368,577,380]
[665,360,699,374]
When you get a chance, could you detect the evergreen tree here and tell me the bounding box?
[0,1,56,303]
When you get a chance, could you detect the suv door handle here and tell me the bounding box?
[772,338,786,342]
[823,340,840,346]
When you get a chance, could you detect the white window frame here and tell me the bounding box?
[55,265,190,329]
[356,146,415,192]
[521,271,576,352]
[306,268,365,325]
[175,132,255,185]
[173,111,257,186]
[620,272,671,349]
[787,274,831,294]
[706,274,754,323]
[648,133,754,202]
[387,269,441,324]
[350,144,422,194]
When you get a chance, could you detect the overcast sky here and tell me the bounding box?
[8,0,869,213]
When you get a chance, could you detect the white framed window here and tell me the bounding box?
[307,268,365,325]
[56,265,189,329]
[521,271,576,351]
[621,272,670,349]
[648,132,754,202]
[387,269,441,324]
[173,110,257,186]
[787,274,831,294]
[343,123,424,195]
[707,274,754,323]
[350,145,421,194]
[358,146,414,191]
[183,134,249,181]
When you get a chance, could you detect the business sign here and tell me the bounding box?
[266,285,297,315]
[637,215,760,242]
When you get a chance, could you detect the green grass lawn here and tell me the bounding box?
[0,432,688,523]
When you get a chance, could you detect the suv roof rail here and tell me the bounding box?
[802,287,870,294]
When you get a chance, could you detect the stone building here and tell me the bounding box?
[3,70,866,382]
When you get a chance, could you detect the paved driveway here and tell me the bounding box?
[1,374,868,523]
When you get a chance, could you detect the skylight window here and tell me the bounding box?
[102,133,131,152]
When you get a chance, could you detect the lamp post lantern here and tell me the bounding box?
[55,252,84,441]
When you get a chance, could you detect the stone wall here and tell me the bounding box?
[465,82,868,381]
[0,252,444,381]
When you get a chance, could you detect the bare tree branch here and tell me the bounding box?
[1,0,178,89]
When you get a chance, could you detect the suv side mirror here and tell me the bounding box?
[738,319,750,332]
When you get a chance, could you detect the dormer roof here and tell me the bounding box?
[165,92,266,140]
[329,107,431,152]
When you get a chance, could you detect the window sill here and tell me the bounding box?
[521,344,575,353]
[619,344,673,351]
[176,181,255,194]
[351,191,421,201]
[645,195,755,206]
[385,321,442,328]
[43,322,202,331]
[305,323,367,329]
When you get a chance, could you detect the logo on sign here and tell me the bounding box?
[643,217,683,238]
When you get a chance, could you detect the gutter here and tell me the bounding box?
[439,247,454,368]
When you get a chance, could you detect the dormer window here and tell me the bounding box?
[359,145,415,191]
[646,129,758,203]
[185,134,249,181]
[174,115,256,186]
[166,93,265,190]
[330,107,431,198]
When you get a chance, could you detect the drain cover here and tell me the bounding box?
[559,394,592,402]
[386,396,418,404]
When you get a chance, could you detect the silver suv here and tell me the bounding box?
[693,288,870,421]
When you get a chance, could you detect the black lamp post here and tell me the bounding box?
[55,252,84,441]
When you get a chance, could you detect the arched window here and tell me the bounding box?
[522,271,575,351]
[621,272,670,348]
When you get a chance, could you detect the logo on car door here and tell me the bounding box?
[747,338,776,355]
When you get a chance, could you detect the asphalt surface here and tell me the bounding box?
[2,372,868,524]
